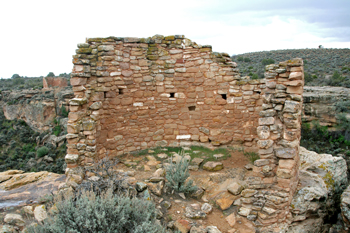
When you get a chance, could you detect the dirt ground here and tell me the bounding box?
[0,147,257,232]
[116,148,257,232]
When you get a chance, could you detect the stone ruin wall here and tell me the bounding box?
[65,35,304,227]
[43,77,68,89]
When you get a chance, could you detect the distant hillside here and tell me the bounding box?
[0,73,71,92]
[231,48,350,87]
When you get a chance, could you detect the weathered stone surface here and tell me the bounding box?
[206,226,222,233]
[185,206,206,219]
[136,182,147,192]
[259,109,276,117]
[65,154,79,164]
[216,197,233,210]
[238,207,251,216]
[191,158,204,166]
[284,100,300,113]
[4,214,25,226]
[241,189,257,198]
[147,181,164,196]
[225,212,236,227]
[0,171,65,210]
[203,162,223,171]
[257,126,270,139]
[290,147,347,231]
[190,226,207,233]
[289,71,303,80]
[34,205,48,222]
[23,206,34,215]
[257,139,273,149]
[303,86,350,128]
[90,102,102,110]
[0,171,49,190]
[201,203,213,214]
[275,147,297,159]
[341,185,350,231]
[174,219,191,233]
[227,182,244,195]
[199,127,210,135]
[254,159,270,167]
[277,168,293,179]
[2,88,73,132]
[152,168,165,178]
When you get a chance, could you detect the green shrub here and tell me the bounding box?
[165,150,197,194]
[46,72,55,77]
[77,157,128,195]
[327,71,346,86]
[60,105,69,117]
[335,100,350,113]
[39,194,54,204]
[26,189,166,233]
[244,151,260,163]
[337,113,350,141]
[37,146,49,158]
[244,57,251,62]
[53,126,61,136]
[251,73,259,79]
[262,58,275,66]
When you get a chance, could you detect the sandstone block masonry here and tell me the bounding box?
[245,59,304,229]
[65,35,304,227]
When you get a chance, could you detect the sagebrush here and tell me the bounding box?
[26,189,166,233]
[165,150,197,194]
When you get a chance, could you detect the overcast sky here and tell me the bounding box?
[0,0,349,78]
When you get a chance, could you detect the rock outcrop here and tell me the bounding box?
[0,87,73,132]
[341,185,350,231]
[287,147,348,232]
[0,170,65,209]
[303,86,350,127]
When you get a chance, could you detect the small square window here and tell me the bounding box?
[188,106,196,111]
[170,92,175,98]
[221,94,227,100]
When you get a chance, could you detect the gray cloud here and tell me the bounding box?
[189,0,350,41]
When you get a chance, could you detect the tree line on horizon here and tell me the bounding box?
[0,72,71,91]
[231,48,350,88]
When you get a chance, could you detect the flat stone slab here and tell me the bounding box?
[227,182,244,195]
[216,197,233,210]
[213,154,225,159]
[203,161,223,171]
[157,153,168,159]
[0,171,65,209]
[191,158,204,166]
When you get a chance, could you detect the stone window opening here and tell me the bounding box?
[119,89,124,95]
[169,92,175,98]
[104,91,107,98]
[221,94,227,100]
[188,106,196,111]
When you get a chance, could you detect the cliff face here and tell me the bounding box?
[303,86,350,127]
[0,88,74,132]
